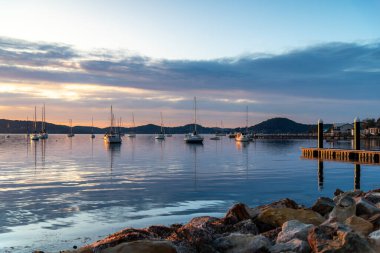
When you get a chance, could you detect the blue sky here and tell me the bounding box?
[0,1,379,127]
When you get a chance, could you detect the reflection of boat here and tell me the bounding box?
[235,106,250,142]
[31,106,39,141]
[155,112,165,140]
[127,112,136,137]
[104,106,122,144]
[185,97,204,144]
[91,117,95,138]
[25,116,30,138]
[67,119,75,137]
[38,104,48,139]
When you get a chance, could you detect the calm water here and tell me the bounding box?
[1,134,380,252]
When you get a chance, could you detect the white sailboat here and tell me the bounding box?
[235,106,250,142]
[91,117,95,138]
[184,97,204,144]
[67,119,75,137]
[31,106,39,141]
[39,103,48,139]
[155,112,165,140]
[127,112,136,137]
[216,120,226,136]
[104,106,122,144]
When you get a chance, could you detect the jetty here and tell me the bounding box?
[301,118,380,165]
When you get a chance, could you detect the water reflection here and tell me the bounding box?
[317,161,361,191]
[104,143,121,171]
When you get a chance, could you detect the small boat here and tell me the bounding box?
[166,134,173,137]
[39,103,48,139]
[228,133,237,138]
[31,106,39,141]
[155,112,165,140]
[127,113,136,137]
[210,136,220,140]
[235,106,251,143]
[67,119,75,137]
[91,117,95,139]
[215,120,226,136]
[184,97,204,144]
[104,106,122,144]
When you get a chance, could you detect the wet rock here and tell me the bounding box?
[307,222,375,253]
[101,240,177,253]
[224,203,252,224]
[356,197,380,216]
[343,215,374,235]
[263,198,299,209]
[333,190,363,203]
[257,208,325,228]
[261,227,282,242]
[276,220,314,243]
[229,219,259,235]
[270,238,311,253]
[311,197,335,217]
[369,229,380,248]
[329,196,356,222]
[213,233,271,253]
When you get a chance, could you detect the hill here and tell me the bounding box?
[247,117,315,134]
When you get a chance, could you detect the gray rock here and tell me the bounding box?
[276,220,314,243]
[213,233,271,253]
[364,192,380,205]
[369,229,380,246]
[329,196,356,222]
[311,197,335,217]
[333,190,363,203]
[356,197,380,216]
[271,238,311,253]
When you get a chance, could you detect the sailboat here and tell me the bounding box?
[31,106,39,141]
[91,117,95,138]
[184,97,204,144]
[210,121,221,140]
[39,104,48,139]
[216,120,226,136]
[155,112,165,140]
[104,106,122,144]
[235,106,250,142]
[127,112,136,137]
[67,119,75,137]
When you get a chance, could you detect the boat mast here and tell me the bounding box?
[246,106,248,134]
[160,112,164,134]
[26,116,29,135]
[91,117,94,134]
[132,112,135,128]
[194,97,197,134]
[34,106,37,133]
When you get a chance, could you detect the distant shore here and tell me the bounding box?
[56,188,380,253]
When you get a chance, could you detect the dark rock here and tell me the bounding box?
[228,219,259,235]
[73,245,77,249]
[368,213,380,230]
[356,197,380,216]
[260,227,281,242]
[146,225,176,239]
[333,190,363,203]
[364,192,380,205]
[334,188,344,196]
[311,197,335,217]
[224,203,251,224]
[264,198,299,209]
[213,233,272,253]
[100,240,177,253]
[307,222,375,253]
[329,196,356,222]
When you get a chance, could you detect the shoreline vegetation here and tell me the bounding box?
[51,188,380,253]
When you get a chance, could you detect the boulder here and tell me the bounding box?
[270,238,311,253]
[343,215,374,235]
[101,240,177,253]
[329,196,356,222]
[261,227,282,242]
[368,213,380,230]
[257,208,325,228]
[369,229,380,246]
[364,192,380,205]
[224,203,252,224]
[333,190,363,203]
[213,233,271,253]
[276,220,314,243]
[307,222,375,253]
[311,197,335,217]
[356,198,380,216]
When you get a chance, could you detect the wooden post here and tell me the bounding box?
[318,119,323,149]
[318,160,324,190]
[354,117,360,150]
[354,164,361,190]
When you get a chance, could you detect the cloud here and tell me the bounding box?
[0,36,380,125]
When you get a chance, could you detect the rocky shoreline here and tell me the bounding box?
[57,188,380,253]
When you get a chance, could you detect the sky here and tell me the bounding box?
[0,0,379,127]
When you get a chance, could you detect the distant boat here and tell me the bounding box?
[31,106,39,141]
[155,112,165,140]
[166,134,172,137]
[184,97,204,144]
[38,103,48,139]
[228,133,237,138]
[127,112,136,137]
[235,106,250,142]
[91,117,95,139]
[210,136,220,140]
[215,120,226,136]
[67,119,75,137]
[104,106,122,144]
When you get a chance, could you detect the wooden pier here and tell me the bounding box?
[301,147,380,164]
